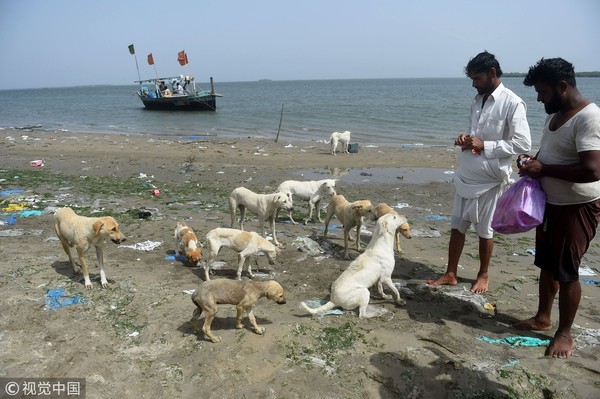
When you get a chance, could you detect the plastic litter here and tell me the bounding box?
[477,336,552,348]
[20,210,42,217]
[119,240,162,251]
[0,189,24,196]
[573,324,600,348]
[44,288,85,311]
[292,236,324,256]
[410,229,441,238]
[30,159,44,167]
[165,254,186,262]
[2,203,28,212]
[477,336,551,347]
[579,265,597,276]
[526,248,536,255]
[425,214,451,221]
[0,215,17,226]
[302,299,344,316]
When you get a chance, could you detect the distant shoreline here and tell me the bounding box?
[504,71,600,78]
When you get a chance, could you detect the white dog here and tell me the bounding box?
[174,221,202,265]
[325,130,351,155]
[204,227,279,280]
[301,213,405,318]
[229,187,293,247]
[276,179,337,224]
[374,203,412,253]
[323,194,377,259]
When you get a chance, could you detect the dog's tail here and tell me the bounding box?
[324,138,332,144]
[300,300,337,315]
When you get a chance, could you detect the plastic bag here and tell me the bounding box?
[491,177,546,234]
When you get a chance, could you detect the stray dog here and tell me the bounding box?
[301,213,405,318]
[174,221,202,266]
[190,279,286,343]
[325,130,351,155]
[374,203,412,253]
[276,179,337,224]
[204,227,279,280]
[54,207,126,289]
[229,186,293,247]
[323,194,377,259]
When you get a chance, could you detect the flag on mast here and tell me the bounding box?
[128,44,135,55]
[147,53,154,65]
[177,50,188,66]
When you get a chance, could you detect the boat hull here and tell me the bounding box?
[138,94,217,111]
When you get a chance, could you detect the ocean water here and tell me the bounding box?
[1,78,599,148]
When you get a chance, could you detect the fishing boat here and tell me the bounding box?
[129,45,222,111]
[135,76,222,111]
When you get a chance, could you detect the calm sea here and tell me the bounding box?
[1,78,599,148]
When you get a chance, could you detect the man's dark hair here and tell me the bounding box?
[465,51,503,78]
[523,57,576,87]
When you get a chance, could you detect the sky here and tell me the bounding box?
[1,0,599,90]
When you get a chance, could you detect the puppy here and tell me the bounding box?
[190,279,286,343]
[54,207,126,289]
[325,130,351,155]
[374,203,412,253]
[229,186,293,247]
[302,213,405,318]
[323,194,377,259]
[276,179,337,224]
[174,221,202,266]
[204,227,279,280]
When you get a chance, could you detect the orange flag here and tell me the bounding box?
[177,50,188,66]
[147,53,154,65]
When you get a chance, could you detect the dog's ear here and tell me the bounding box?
[92,219,104,235]
[352,205,363,211]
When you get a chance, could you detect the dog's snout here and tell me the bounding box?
[277,297,286,304]
[112,237,126,244]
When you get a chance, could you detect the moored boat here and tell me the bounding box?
[136,76,222,111]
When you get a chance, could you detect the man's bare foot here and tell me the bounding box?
[545,332,574,358]
[471,273,488,293]
[426,273,458,287]
[512,317,552,331]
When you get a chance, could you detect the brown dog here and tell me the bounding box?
[54,207,126,289]
[323,194,377,259]
[374,203,412,252]
[174,221,202,266]
[190,279,286,343]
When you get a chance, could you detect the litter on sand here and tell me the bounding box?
[477,336,551,347]
[165,254,186,262]
[302,299,344,316]
[119,240,162,251]
[44,288,85,311]
[579,265,597,276]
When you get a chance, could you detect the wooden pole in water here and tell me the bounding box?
[275,104,284,142]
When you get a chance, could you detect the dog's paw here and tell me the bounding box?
[255,327,265,335]
[396,298,407,306]
[209,335,222,343]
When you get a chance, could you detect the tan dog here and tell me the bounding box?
[190,279,286,343]
[302,213,405,318]
[276,179,337,224]
[325,130,351,155]
[323,194,377,259]
[54,207,126,289]
[229,186,293,247]
[204,227,279,281]
[374,203,412,253]
[174,221,202,266]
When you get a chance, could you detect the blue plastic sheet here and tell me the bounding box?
[0,189,24,196]
[165,254,186,262]
[478,336,551,347]
[44,288,85,311]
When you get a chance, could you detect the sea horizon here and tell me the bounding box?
[1,77,599,149]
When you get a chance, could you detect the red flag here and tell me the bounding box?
[177,50,188,66]
[147,53,154,65]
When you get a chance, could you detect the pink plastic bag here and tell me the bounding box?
[492,177,546,234]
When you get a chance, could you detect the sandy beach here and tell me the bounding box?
[1,129,600,398]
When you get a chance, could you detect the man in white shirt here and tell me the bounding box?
[514,58,600,358]
[427,51,532,293]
